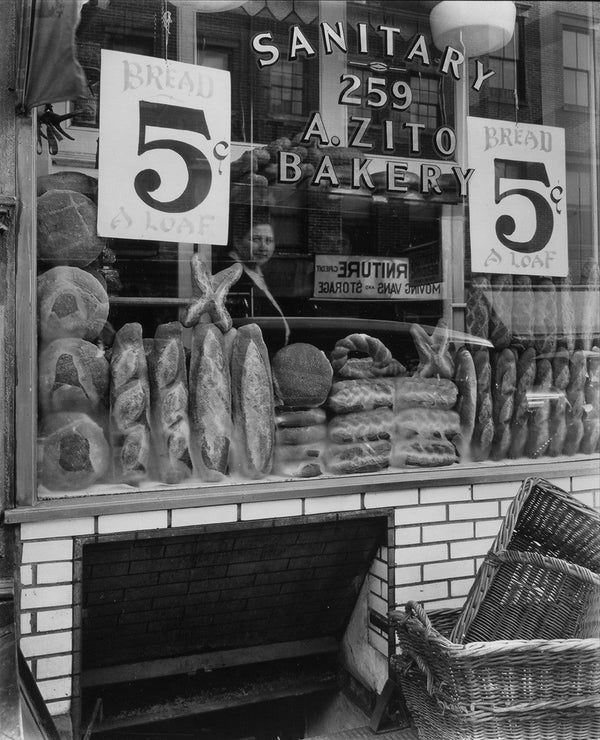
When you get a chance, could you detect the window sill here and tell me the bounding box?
[4,455,598,524]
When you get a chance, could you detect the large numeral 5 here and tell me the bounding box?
[135,101,212,213]
[494,158,554,254]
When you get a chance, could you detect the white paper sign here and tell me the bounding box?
[467,117,568,277]
[97,50,231,245]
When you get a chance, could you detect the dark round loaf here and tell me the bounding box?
[37,189,105,266]
[38,411,110,491]
[272,343,333,408]
[38,266,109,343]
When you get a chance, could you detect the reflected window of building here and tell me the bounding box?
[563,28,591,107]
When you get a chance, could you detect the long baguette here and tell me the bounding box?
[508,347,537,459]
[491,348,516,460]
[465,275,490,348]
[525,358,552,458]
[453,347,477,458]
[471,349,494,461]
[563,350,586,455]
[489,274,512,350]
[230,323,275,479]
[534,278,557,356]
[188,323,232,481]
[511,275,534,349]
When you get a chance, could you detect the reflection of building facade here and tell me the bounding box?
[0,1,598,737]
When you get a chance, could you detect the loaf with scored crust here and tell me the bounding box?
[188,323,232,481]
[110,323,152,482]
[230,323,275,479]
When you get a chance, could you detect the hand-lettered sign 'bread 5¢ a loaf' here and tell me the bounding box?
[97,50,231,245]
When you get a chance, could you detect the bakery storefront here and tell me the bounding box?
[2,0,600,737]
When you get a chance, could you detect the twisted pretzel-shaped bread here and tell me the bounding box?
[331,334,403,378]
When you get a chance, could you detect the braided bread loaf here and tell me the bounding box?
[328,407,394,444]
[110,323,152,482]
[330,333,399,378]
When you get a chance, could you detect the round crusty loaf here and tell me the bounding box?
[37,189,105,266]
[37,172,98,202]
[38,411,110,491]
[39,337,109,415]
[38,266,109,343]
[272,343,333,408]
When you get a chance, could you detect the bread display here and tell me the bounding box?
[491,348,517,460]
[37,190,105,266]
[327,378,395,414]
[109,323,152,482]
[38,266,109,343]
[272,342,333,408]
[230,323,275,479]
[453,347,477,457]
[511,275,534,348]
[489,274,512,350]
[328,407,395,444]
[188,323,232,481]
[525,359,552,458]
[147,322,193,484]
[410,319,454,379]
[324,440,391,475]
[38,411,110,491]
[471,349,494,461]
[391,435,457,467]
[582,347,600,454]
[182,255,243,333]
[508,347,537,459]
[556,273,576,353]
[581,262,600,352]
[465,275,490,347]
[534,278,557,356]
[330,333,405,379]
[563,350,586,456]
[39,337,109,416]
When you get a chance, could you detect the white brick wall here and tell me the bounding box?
[15,472,599,718]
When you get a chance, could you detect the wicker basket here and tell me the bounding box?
[390,602,600,740]
[450,477,600,644]
[389,479,600,739]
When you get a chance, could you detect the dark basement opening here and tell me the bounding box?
[77,512,392,739]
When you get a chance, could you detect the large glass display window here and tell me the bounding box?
[27,0,599,500]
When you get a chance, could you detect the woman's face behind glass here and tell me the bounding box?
[237,223,275,267]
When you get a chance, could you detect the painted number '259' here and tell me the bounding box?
[134,100,212,213]
[494,158,554,253]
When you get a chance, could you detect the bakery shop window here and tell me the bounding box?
[30,0,600,500]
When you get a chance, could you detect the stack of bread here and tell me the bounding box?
[271,343,332,478]
[36,176,111,492]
